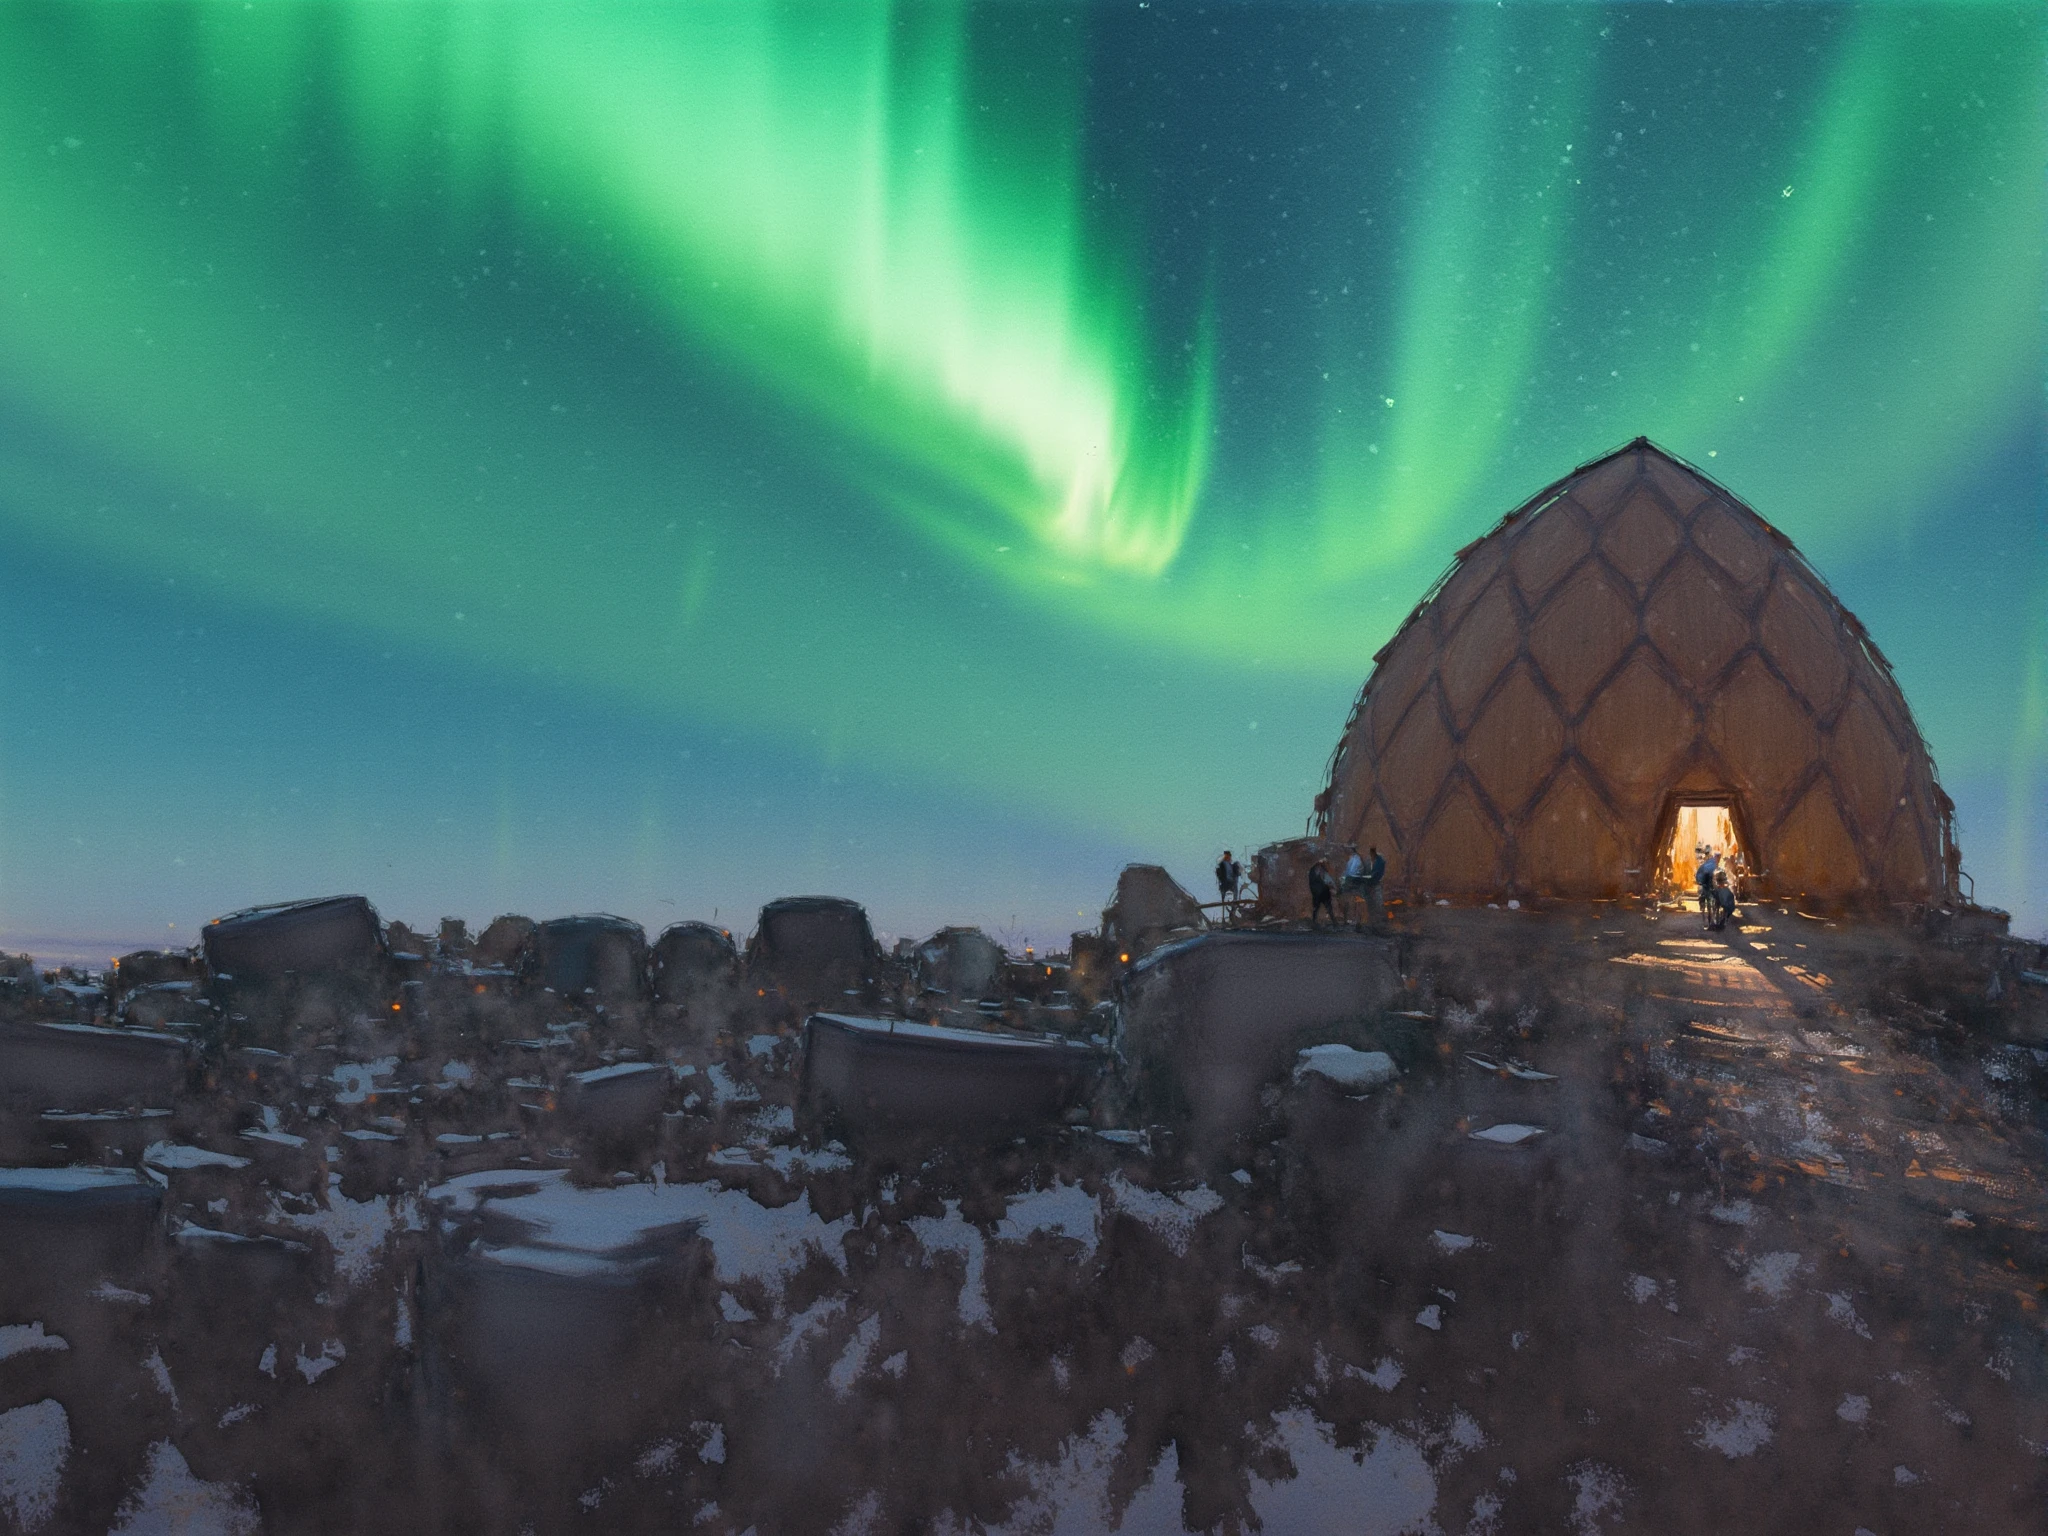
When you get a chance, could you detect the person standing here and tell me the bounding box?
[1364,846,1387,926]
[1215,850,1243,918]
[1696,848,1720,924]
[1710,870,1737,932]
[1340,849,1368,926]
[1308,860,1337,928]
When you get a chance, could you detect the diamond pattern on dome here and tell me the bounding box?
[1509,502,1593,606]
[1769,783,1866,894]
[1642,453,1711,517]
[1568,453,1639,511]
[1879,803,1936,896]
[1759,575,1849,716]
[1410,781,1502,894]
[1350,796,1402,885]
[1527,566,1636,716]
[1431,541,1506,642]
[1438,579,1521,729]
[1708,656,1819,815]
[1645,554,1750,690]
[1597,489,1685,591]
[1461,663,1566,820]
[1517,762,1628,898]
[1364,633,1438,756]
[1377,692,1457,837]
[1828,689,1906,844]
[1576,655,1695,816]
[1689,499,1774,593]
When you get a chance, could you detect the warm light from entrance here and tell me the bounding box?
[1665,804,1741,891]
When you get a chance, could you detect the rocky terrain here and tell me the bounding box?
[1,900,2044,1534]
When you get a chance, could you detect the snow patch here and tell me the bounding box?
[0,1400,68,1534]
[1564,1461,1628,1535]
[828,1314,882,1398]
[1103,1175,1222,1258]
[143,1141,251,1172]
[1823,1291,1871,1339]
[1469,1123,1544,1145]
[330,1057,397,1105]
[143,1347,178,1409]
[1743,1252,1801,1301]
[997,1183,1101,1259]
[907,1203,990,1328]
[295,1340,345,1384]
[270,1176,413,1286]
[1294,1044,1398,1092]
[1692,1399,1775,1458]
[0,1324,67,1363]
[1346,1357,1404,1391]
[108,1441,260,1536]
[977,1411,1184,1536]
[430,1169,849,1292]
[1246,1409,1437,1535]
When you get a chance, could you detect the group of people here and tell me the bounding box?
[1214,846,1386,929]
[1695,845,1739,932]
[1308,847,1385,929]
[1211,838,1744,932]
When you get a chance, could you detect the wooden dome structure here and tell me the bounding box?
[1317,439,1960,905]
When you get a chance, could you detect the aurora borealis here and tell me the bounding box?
[0,1,2041,956]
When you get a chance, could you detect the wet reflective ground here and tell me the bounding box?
[1,907,2044,1533]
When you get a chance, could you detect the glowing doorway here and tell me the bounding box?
[1662,803,1744,897]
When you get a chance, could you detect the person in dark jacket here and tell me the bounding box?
[1709,870,1737,932]
[1308,860,1337,928]
[1215,850,1243,916]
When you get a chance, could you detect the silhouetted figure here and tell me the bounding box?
[1308,860,1337,928]
[1364,846,1387,925]
[1696,848,1720,924]
[1215,850,1243,916]
[1709,870,1737,932]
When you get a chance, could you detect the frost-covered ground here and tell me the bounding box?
[0,906,2044,1533]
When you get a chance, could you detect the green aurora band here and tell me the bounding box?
[0,1,2041,940]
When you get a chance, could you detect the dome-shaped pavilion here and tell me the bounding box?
[1317,438,1959,905]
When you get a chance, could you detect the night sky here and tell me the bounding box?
[0,1,2041,960]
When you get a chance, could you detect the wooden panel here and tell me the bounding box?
[1642,451,1713,517]
[1430,541,1506,641]
[1509,501,1593,606]
[1768,783,1867,895]
[1377,691,1458,838]
[1878,801,1938,898]
[1462,662,1567,820]
[1517,762,1629,898]
[1364,633,1437,755]
[1528,565,1637,715]
[1708,655,1820,820]
[1598,489,1685,592]
[1645,553,1751,691]
[1410,780,1504,895]
[1576,653,1697,818]
[1437,579,1521,729]
[1826,687,1907,845]
[1689,498,1775,593]
[1569,451,1639,512]
[1758,575,1849,717]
